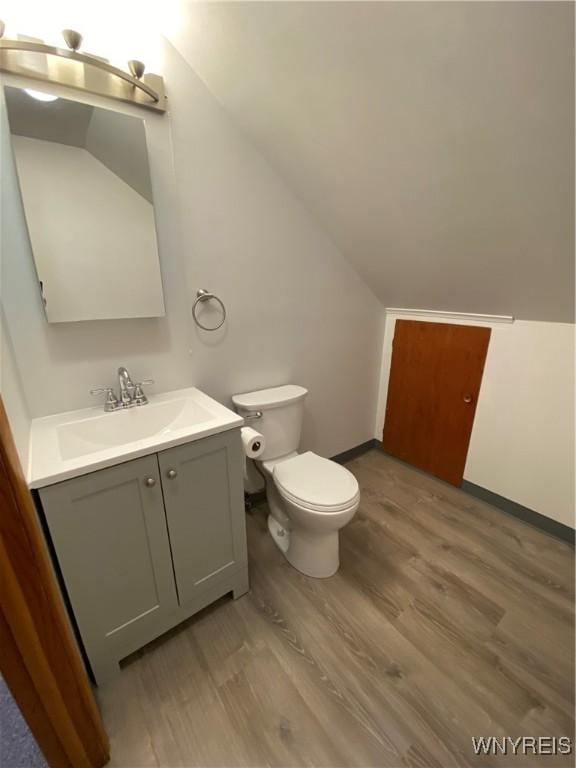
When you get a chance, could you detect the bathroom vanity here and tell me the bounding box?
[29,387,249,685]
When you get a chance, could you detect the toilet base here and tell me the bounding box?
[267,514,289,554]
[267,514,340,579]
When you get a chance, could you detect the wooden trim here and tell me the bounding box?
[0,397,109,768]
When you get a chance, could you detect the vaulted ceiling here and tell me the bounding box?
[168,1,574,322]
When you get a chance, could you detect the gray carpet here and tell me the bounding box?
[0,676,47,768]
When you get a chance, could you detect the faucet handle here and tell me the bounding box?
[90,386,113,395]
[133,379,154,406]
[90,387,120,411]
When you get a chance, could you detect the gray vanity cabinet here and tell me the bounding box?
[39,454,179,682]
[158,430,247,607]
[39,429,248,686]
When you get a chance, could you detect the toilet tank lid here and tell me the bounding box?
[232,385,308,411]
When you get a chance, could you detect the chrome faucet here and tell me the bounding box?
[90,367,154,411]
[118,366,135,408]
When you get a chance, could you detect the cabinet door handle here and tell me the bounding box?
[463,393,473,404]
[144,477,156,487]
[167,469,178,480]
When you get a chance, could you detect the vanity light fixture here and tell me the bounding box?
[61,28,82,52]
[128,60,146,80]
[0,22,166,113]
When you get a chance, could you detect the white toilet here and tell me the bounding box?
[232,385,360,578]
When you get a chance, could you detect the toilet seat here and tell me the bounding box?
[273,451,359,513]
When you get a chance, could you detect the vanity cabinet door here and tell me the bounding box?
[39,455,178,680]
[158,429,247,607]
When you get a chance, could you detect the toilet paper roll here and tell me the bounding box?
[241,427,266,459]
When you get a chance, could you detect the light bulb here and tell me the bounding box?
[24,89,58,102]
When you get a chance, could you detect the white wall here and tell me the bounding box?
[376,312,575,528]
[12,136,164,322]
[0,38,384,461]
[162,41,384,457]
[170,1,574,323]
[0,313,31,471]
[0,87,32,471]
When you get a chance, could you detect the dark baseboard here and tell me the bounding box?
[461,480,575,546]
[331,439,380,465]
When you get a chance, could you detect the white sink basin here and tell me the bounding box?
[28,387,243,488]
[57,397,213,460]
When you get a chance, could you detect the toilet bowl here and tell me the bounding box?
[264,451,359,577]
[232,385,360,578]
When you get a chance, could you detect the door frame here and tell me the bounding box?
[0,397,110,768]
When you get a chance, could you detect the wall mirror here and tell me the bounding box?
[4,86,165,322]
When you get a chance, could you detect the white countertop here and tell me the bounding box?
[28,387,243,489]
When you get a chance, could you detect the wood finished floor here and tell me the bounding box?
[100,450,575,768]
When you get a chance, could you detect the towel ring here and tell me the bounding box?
[192,289,227,331]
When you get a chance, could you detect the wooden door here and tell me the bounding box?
[382,320,491,485]
[158,430,247,608]
[40,455,178,683]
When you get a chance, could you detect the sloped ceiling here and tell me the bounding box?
[169,1,574,321]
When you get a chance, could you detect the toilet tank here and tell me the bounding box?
[232,385,308,461]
